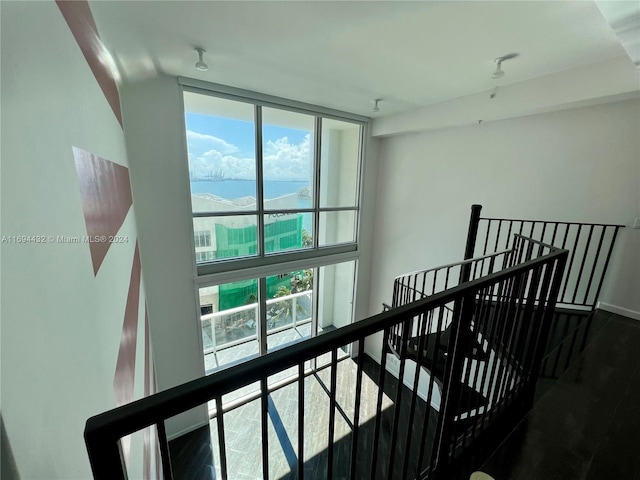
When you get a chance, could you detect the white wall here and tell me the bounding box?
[1,1,153,478]
[120,76,209,438]
[367,100,640,318]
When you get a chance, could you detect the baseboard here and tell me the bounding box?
[597,302,640,321]
[167,418,210,442]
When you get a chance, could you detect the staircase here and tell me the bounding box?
[83,205,622,480]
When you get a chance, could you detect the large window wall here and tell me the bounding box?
[182,85,366,375]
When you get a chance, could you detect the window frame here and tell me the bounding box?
[180,78,369,279]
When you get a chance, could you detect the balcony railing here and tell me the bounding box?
[202,290,313,358]
[85,234,567,479]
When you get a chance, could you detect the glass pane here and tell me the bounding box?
[320,119,360,208]
[264,212,313,254]
[211,399,264,478]
[262,108,314,206]
[199,280,259,372]
[184,92,257,212]
[317,261,355,332]
[266,269,314,352]
[318,210,356,246]
[193,215,258,263]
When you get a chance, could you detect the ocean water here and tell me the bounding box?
[190,180,310,203]
[191,180,313,231]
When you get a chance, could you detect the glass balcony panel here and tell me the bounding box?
[266,270,314,353]
[200,281,259,372]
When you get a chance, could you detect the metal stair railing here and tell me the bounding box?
[466,204,624,310]
[389,234,566,479]
[84,239,567,480]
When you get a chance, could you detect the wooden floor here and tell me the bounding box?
[169,353,437,480]
[169,308,626,480]
[478,310,640,480]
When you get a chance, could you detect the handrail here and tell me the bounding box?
[85,244,567,479]
[480,216,625,227]
[466,205,624,309]
[201,289,312,322]
[393,249,513,281]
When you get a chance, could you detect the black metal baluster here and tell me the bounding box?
[430,292,477,478]
[483,220,492,256]
[572,225,594,305]
[561,224,583,304]
[419,306,446,479]
[387,315,412,480]
[457,286,489,448]
[369,327,390,480]
[583,226,606,306]
[530,254,569,385]
[401,309,431,480]
[592,226,620,308]
[494,220,503,254]
[215,397,228,480]
[327,349,338,480]
[492,269,528,413]
[261,379,269,480]
[485,272,521,421]
[471,282,501,439]
[505,221,514,250]
[157,420,174,480]
[298,363,305,480]
[464,204,483,259]
[478,280,503,432]
[349,339,365,480]
[550,223,559,246]
[540,222,548,245]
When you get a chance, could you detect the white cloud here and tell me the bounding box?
[186,130,239,154]
[189,133,311,181]
[189,149,254,180]
[263,134,312,180]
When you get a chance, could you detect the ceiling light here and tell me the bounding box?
[491,62,504,79]
[491,53,519,80]
[195,48,208,71]
[372,99,381,113]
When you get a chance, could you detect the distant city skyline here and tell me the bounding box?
[186,112,312,181]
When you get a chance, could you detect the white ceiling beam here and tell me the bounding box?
[371,57,640,137]
[596,1,640,69]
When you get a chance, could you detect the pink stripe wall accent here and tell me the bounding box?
[72,147,133,276]
[154,364,163,480]
[60,1,159,474]
[143,308,152,480]
[55,0,123,127]
[113,242,142,408]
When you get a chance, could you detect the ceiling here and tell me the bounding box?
[90,1,635,118]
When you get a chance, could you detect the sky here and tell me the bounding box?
[186,112,312,181]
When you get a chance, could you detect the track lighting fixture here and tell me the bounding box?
[195,48,208,72]
[491,53,518,79]
[372,99,381,113]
